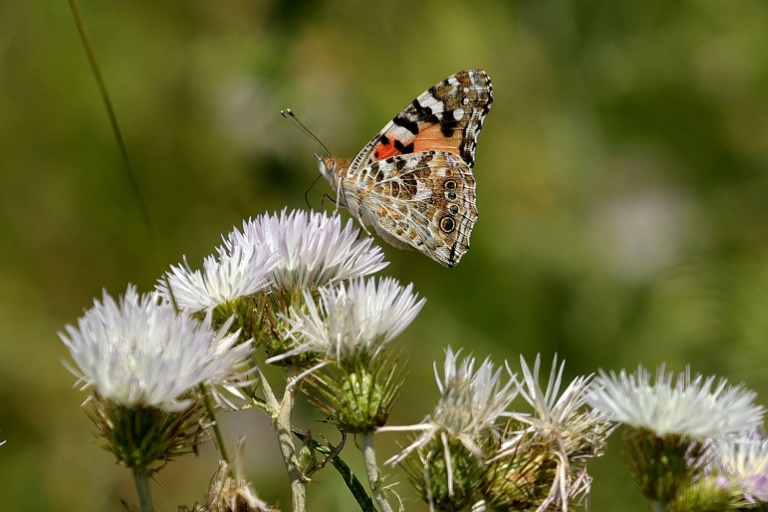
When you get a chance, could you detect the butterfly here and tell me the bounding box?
[316,69,493,267]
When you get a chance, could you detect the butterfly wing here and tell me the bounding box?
[341,151,478,267]
[347,69,493,173]
[319,70,491,266]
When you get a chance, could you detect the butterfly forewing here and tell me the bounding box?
[349,69,493,172]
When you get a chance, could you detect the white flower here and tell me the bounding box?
[224,209,387,290]
[60,285,252,412]
[717,435,768,502]
[497,355,611,512]
[587,364,764,439]
[269,277,425,364]
[384,348,518,467]
[157,243,276,312]
[510,355,595,441]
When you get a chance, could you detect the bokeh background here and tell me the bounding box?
[2,1,768,510]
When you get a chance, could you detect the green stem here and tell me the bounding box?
[293,431,375,512]
[67,0,160,262]
[361,432,392,512]
[199,383,229,463]
[132,465,155,512]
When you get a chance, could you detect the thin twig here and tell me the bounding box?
[67,0,160,262]
[199,383,229,463]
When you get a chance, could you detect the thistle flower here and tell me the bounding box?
[509,355,612,457]
[659,436,754,511]
[383,348,518,508]
[59,285,253,468]
[224,209,388,291]
[268,277,425,364]
[157,243,276,313]
[588,364,764,439]
[270,277,423,432]
[716,435,768,503]
[486,355,613,512]
[587,364,764,508]
[60,285,252,411]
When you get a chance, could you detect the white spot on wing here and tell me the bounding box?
[418,95,445,114]
[452,108,465,121]
[414,179,434,202]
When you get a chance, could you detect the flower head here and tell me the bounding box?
[488,355,613,512]
[157,243,276,313]
[587,364,763,439]
[60,285,252,412]
[510,355,606,450]
[383,348,517,506]
[224,209,387,291]
[269,277,425,364]
[387,348,518,462]
[588,365,763,507]
[716,435,768,503]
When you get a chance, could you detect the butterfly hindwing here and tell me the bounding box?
[343,151,478,267]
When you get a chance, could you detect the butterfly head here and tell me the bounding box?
[315,154,350,180]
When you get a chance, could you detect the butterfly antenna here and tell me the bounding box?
[281,108,331,156]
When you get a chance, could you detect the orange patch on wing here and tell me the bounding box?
[412,124,462,155]
[373,122,463,160]
[373,140,400,160]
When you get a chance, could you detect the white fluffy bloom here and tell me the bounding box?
[269,277,425,364]
[224,209,387,290]
[587,365,764,439]
[384,348,518,466]
[60,285,252,412]
[717,435,768,502]
[157,243,276,312]
[498,355,611,512]
[512,355,594,438]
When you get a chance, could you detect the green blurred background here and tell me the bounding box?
[2,1,768,510]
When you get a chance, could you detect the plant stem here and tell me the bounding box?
[261,365,306,512]
[292,431,376,511]
[132,465,155,512]
[362,431,393,512]
[200,383,229,463]
[67,0,160,261]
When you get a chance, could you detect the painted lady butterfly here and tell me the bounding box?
[317,69,493,267]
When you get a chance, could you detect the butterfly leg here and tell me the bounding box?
[320,193,337,208]
[334,179,345,215]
